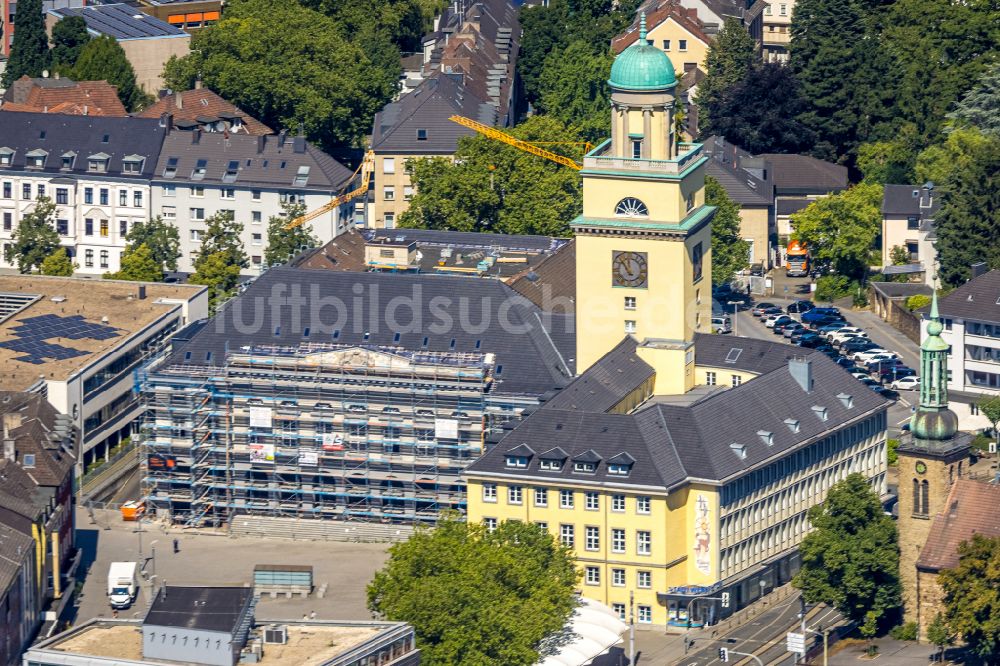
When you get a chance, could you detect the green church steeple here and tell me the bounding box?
[911,289,958,441]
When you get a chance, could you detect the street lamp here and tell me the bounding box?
[727,301,741,336]
[149,540,159,578]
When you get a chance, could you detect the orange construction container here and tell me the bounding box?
[120,501,145,521]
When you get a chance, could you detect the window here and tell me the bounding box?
[84,249,94,267]
[484,517,497,532]
[56,188,68,205]
[57,219,68,235]
[99,250,109,268]
[574,461,596,473]
[99,220,109,237]
[119,220,127,237]
[765,3,772,14]
[585,492,600,510]
[221,188,235,200]
[662,39,671,50]
[191,186,204,198]
[612,569,626,586]
[252,211,262,224]
[585,526,600,551]
[706,371,716,386]
[508,485,523,505]
[252,233,262,245]
[534,487,547,507]
[505,455,528,468]
[192,159,208,180]
[613,603,626,621]
[540,459,563,471]
[624,296,636,310]
[415,128,429,141]
[36,184,45,199]
[560,524,574,548]
[123,158,142,174]
[84,219,94,236]
[2,182,10,198]
[482,483,497,502]
[585,566,600,585]
[403,186,414,201]
[637,531,651,555]
[615,197,649,218]
[162,206,176,219]
[2,212,10,230]
[625,320,637,334]
[631,140,642,159]
[252,189,262,201]
[190,229,203,242]
[636,496,651,514]
[88,158,108,172]
[22,183,30,200]
[22,453,35,468]
[560,489,574,509]
[612,494,626,512]
[383,187,395,201]
[293,165,310,187]
[535,521,548,532]
[679,39,688,50]
[84,187,93,204]
[99,188,109,205]
[612,528,625,553]
[162,184,176,198]
[190,208,205,221]
[383,158,396,174]
[608,463,631,476]
[638,606,652,623]
[384,213,395,229]
[779,3,786,14]
[119,190,128,206]
[731,374,742,387]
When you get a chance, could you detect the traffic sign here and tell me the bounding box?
[721,592,731,608]
[786,632,806,654]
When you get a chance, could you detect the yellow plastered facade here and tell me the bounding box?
[644,19,711,77]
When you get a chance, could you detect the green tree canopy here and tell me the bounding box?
[199,211,248,269]
[931,133,1000,287]
[977,396,1000,451]
[189,212,248,311]
[69,36,147,111]
[264,203,318,267]
[125,217,181,274]
[535,40,613,143]
[705,176,750,285]
[50,16,90,72]
[926,613,952,662]
[4,197,59,274]
[697,17,756,137]
[939,534,1000,661]
[39,247,75,276]
[948,64,1000,137]
[367,518,578,665]
[163,0,400,153]
[2,0,51,87]
[790,183,883,282]
[299,0,427,53]
[400,115,583,236]
[793,473,901,629]
[856,133,918,185]
[105,244,163,282]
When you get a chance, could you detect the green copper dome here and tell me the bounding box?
[609,13,677,92]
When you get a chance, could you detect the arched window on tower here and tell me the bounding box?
[921,480,930,515]
[912,478,920,515]
[614,197,649,218]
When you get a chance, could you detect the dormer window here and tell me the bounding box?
[25,149,47,168]
[87,153,110,172]
[812,405,828,421]
[294,165,310,187]
[0,148,16,166]
[122,155,144,174]
[539,459,563,471]
[837,392,853,409]
[606,452,635,476]
[608,464,630,476]
[504,444,534,468]
[757,430,774,446]
[416,128,428,141]
[223,160,239,183]
[784,418,800,433]
[61,151,76,170]
[574,461,596,473]
[506,455,528,468]
[730,442,747,459]
[163,157,179,178]
[191,159,208,180]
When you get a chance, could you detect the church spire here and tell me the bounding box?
[911,286,957,440]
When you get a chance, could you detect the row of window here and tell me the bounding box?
[764,3,788,15]
[482,485,652,513]
[481,519,653,555]
[704,371,743,387]
[0,149,141,173]
[585,566,652,590]
[380,186,414,202]
[1,214,134,240]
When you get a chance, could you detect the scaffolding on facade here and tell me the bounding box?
[137,343,504,527]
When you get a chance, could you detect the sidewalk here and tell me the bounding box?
[829,638,940,665]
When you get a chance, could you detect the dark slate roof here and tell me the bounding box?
[882,184,941,217]
[775,197,813,216]
[542,337,653,412]
[371,73,495,154]
[153,131,353,191]
[0,521,33,594]
[702,138,773,207]
[705,161,771,207]
[293,229,368,272]
[935,269,1000,324]
[144,586,253,633]
[0,112,165,179]
[759,154,848,195]
[916,479,1000,571]
[693,332,799,374]
[467,337,890,488]
[50,3,187,39]
[165,267,576,397]
[509,239,577,313]
[870,282,933,300]
[0,391,76,488]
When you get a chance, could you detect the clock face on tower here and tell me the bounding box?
[612,251,648,288]
[915,461,927,475]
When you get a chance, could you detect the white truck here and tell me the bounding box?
[107,561,138,609]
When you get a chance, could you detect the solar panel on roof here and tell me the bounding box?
[0,314,122,365]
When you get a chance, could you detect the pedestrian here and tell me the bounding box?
[309,610,316,620]
[173,538,179,554]
[112,609,119,619]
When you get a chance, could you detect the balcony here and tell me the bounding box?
[582,141,704,175]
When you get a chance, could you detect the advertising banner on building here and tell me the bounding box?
[249,443,275,464]
[434,418,458,440]
[249,406,273,429]
[321,433,344,451]
[147,454,177,470]
[299,450,319,466]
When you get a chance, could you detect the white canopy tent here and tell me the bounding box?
[536,597,630,666]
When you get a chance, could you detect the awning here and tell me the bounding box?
[535,598,628,666]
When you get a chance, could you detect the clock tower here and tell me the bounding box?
[573,13,715,392]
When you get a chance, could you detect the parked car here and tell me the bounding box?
[783,323,806,338]
[827,327,868,343]
[765,314,794,329]
[796,333,823,347]
[815,344,838,356]
[816,323,849,335]
[832,334,868,349]
[712,317,732,334]
[853,348,894,364]
[834,357,857,369]
[750,263,765,277]
[840,339,879,356]
[752,302,779,317]
[802,307,844,324]
[879,365,916,381]
[865,357,903,373]
[786,300,815,314]
[859,377,881,387]
[890,376,921,390]
[872,386,898,399]
[851,372,870,381]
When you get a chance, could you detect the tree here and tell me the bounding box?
[938,534,1000,661]
[904,294,931,312]
[535,40,613,143]
[697,18,756,137]
[977,396,1000,453]
[949,65,1000,138]
[401,115,583,236]
[4,197,59,274]
[932,134,1000,287]
[926,613,952,662]
[889,245,910,266]
[706,62,815,153]
[793,474,901,630]
[39,247,75,276]
[856,136,917,185]
[791,184,883,283]
[2,0,51,87]
[914,128,994,186]
[189,212,247,311]
[125,217,181,273]
[104,244,163,282]
[163,0,399,153]
[705,176,750,285]
[299,0,427,53]
[69,36,147,111]
[367,518,578,665]
[199,211,248,269]
[50,16,90,72]
[264,203,318,267]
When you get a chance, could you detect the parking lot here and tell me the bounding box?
[72,507,391,625]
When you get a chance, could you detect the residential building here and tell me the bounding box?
[762,0,793,62]
[922,269,1000,432]
[0,274,207,473]
[368,73,494,229]
[138,267,574,527]
[611,3,713,79]
[0,113,165,276]
[150,129,355,273]
[1,76,128,116]
[138,86,273,136]
[132,0,222,32]
[0,521,35,666]
[881,183,939,286]
[744,151,847,239]
[46,4,191,95]
[24,586,420,666]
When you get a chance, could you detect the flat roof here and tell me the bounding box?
[0,276,204,391]
[145,586,252,633]
[50,4,188,39]
[39,620,386,665]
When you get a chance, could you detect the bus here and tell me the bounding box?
[786,240,809,277]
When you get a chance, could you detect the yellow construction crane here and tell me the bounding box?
[283,150,375,230]
[448,115,592,170]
